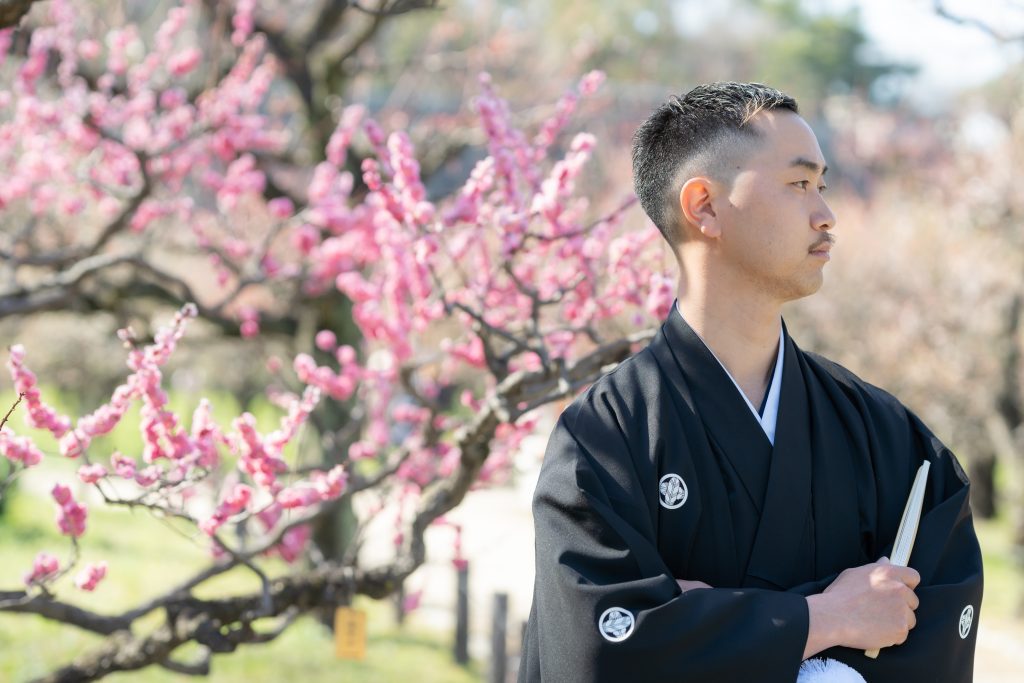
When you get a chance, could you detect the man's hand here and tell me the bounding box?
[804,558,920,659]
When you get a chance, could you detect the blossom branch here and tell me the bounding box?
[4,316,653,681]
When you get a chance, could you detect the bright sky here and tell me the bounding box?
[671,0,1024,108]
[840,0,1024,102]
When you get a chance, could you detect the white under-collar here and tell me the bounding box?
[675,301,784,445]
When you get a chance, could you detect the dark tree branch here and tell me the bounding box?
[0,0,41,29]
[318,2,387,70]
[120,561,240,625]
[308,0,355,48]
[0,253,143,317]
[351,0,441,18]
[254,16,315,114]
[252,151,309,206]
[0,393,23,431]
[337,445,412,497]
[158,649,211,676]
[0,590,134,635]
[934,0,1024,41]
[0,251,304,340]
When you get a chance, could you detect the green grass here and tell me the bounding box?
[974,513,1022,621]
[1,476,1020,681]
[0,488,482,682]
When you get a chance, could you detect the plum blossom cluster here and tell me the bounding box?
[227,385,322,495]
[0,427,44,467]
[326,70,664,380]
[260,522,312,564]
[277,465,347,510]
[3,1,671,501]
[55,303,200,463]
[22,552,108,593]
[200,483,253,536]
[1,0,678,611]
[74,561,108,592]
[0,0,287,327]
[6,345,71,439]
[4,303,350,587]
[51,483,87,538]
[23,552,61,587]
[287,71,670,496]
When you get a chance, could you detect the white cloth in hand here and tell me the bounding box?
[797,658,866,683]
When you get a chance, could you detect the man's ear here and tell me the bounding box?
[678,177,720,239]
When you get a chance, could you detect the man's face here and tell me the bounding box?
[711,110,836,303]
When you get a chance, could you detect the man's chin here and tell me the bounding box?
[781,273,825,302]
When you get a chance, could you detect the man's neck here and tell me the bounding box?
[676,285,782,409]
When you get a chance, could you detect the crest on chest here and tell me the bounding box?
[659,473,688,509]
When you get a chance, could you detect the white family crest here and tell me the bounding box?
[959,605,974,639]
[598,606,635,642]
[659,473,688,509]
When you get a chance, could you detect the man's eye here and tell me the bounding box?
[793,180,809,189]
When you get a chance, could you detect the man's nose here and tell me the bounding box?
[812,195,836,232]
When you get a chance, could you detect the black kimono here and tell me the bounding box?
[519,307,983,682]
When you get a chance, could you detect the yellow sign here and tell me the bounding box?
[335,607,367,660]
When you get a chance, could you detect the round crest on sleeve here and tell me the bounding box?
[959,605,974,639]
[659,473,688,509]
[598,606,635,642]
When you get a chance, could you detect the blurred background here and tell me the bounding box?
[2,0,1024,681]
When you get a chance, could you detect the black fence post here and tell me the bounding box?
[395,581,406,626]
[455,562,470,664]
[490,592,509,683]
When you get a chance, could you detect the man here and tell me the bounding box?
[518,83,983,682]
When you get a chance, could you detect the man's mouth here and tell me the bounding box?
[809,235,835,255]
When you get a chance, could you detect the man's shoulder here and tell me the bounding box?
[802,350,909,418]
[561,346,662,428]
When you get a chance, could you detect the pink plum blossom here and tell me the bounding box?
[0,428,44,467]
[168,47,202,77]
[24,552,60,586]
[200,483,253,536]
[51,483,87,538]
[74,561,108,592]
[6,345,71,438]
[77,463,107,484]
[315,330,337,352]
[110,452,137,479]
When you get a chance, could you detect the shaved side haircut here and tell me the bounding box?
[631,82,798,247]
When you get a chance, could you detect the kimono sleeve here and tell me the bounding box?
[821,412,984,683]
[519,398,810,683]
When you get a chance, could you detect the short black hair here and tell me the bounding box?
[631,82,798,246]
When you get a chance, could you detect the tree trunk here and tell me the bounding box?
[968,453,998,519]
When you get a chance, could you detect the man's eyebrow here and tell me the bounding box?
[789,157,828,176]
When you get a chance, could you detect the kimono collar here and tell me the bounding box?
[674,300,784,445]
